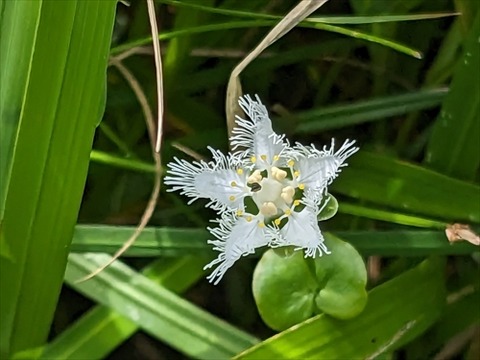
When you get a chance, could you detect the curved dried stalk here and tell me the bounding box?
[79,0,164,281]
[78,58,162,282]
[225,0,330,138]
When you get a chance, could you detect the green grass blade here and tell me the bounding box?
[42,256,207,359]
[425,13,480,180]
[293,88,447,133]
[70,225,478,257]
[156,0,424,58]
[0,0,41,217]
[40,308,134,360]
[332,152,480,223]
[307,13,459,24]
[0,1,116,356]
[158,0,455,25]
[70,225,210,256]
[339,202,446,228]
[64,253,259,359]
[90,150,157,173]
[112,10,423,59]
[339,231,478,256]
[110,20,276,55]
[235,258,445,359]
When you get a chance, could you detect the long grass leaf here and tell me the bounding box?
[0,1,116,356]
[425,13,480,180]
[65,253,259,359]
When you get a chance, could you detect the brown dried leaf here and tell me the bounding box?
[445,223,480,245]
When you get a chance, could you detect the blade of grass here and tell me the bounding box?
[70,225,478,257]
[112,19,422,60]
[0,0,41,218]
[158,0,429,58]
[64,253,260,359]
[90,150,157,173]
[0,1,116,356]
[425,13,480,181]
[332,152,480,223]
[41,256,208,359]
[339,202,446,229]
[293,88,447,133]
[158,0,456,25]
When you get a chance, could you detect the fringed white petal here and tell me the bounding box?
[230,94,287,167]
[164,157,215,203]
[294,139,358,189]
[271,207,330,258]
[204,212,268,285]
[164,147,250,212]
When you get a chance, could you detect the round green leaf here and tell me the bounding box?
[252,249,318,331]
[252,234,367,330]
[314,235,368,319]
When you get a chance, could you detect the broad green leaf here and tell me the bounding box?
[0,1,116,357]
[252,235,367,331]
[425,12,480,181]
[64,253,259,359]
[236,258,445,359]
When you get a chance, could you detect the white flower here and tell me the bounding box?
[164,95,359,284]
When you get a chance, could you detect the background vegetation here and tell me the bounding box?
[1,0,479,359]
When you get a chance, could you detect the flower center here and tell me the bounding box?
[248,166,296,219]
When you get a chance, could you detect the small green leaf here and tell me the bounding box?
[317,193,338,221]
[252,235,367,330]
[313,235,368,319]
[253,248,318,331]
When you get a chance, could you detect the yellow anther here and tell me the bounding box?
[260,154,267,161]
[237,210,244,216]
[294,170,300,178]
[258,222,265,228]
[299,183,305,190]
[250,156,257,163]
[287,160,295,167]
[237,168,244,175]
[285,209,292,216]
[274,218,281,226]
[246,216,253,222]
[230,181,237,187]
[293,200,300,206]
[273,155,279,161]
[229,195,235,201]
